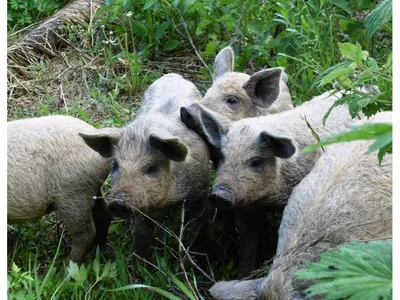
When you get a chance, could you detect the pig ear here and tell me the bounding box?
[149,134,188,162]
[213,46,234,81]
[209,278,265,300]
[243,67,283,108]
[180,104,200,131]
[199,106,228,149]
[258,131,296,159]
[79,128,122,158]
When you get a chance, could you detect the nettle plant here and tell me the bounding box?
[295,239,392,300]
[318,41,392,119]
[304,42,392,163]
[305,0,392,163]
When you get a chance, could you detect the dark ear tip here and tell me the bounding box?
[176,149,188,162]
[223,46,234,54]
[180,106,188,114]
[281,141,296,158]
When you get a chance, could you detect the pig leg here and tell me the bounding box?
[57,196,96,265]
[235,209,263,279]
[188,200,212,265]
[134,215,154,259]
[92,194,113,247]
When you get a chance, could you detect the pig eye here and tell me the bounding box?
[249,158,264,169]
[145,164,160,175]
[225,96,238,105]
[111,160,119,173]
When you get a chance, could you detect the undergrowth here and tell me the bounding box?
[7,0,392,299]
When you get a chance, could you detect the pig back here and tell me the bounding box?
[136,73,203,119]
[278,112,392,255]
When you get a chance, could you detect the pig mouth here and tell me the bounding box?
[108,200,135,219]
[209,186,234,210]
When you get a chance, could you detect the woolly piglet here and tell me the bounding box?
[80,73,211,258]
[180,47,293,167]
[209,111,392,300]
[199,90,356,277]
[8,115,120,264]
[200,46,293,120]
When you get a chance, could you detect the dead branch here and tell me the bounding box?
[8,0,104,68]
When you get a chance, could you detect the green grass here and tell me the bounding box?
[7,0,392,298]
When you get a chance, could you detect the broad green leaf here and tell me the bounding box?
[195,20,213,35]
[172,0,180,7]
[347,94,374,117]
[205,41,218,56]
[219,14,236,23]
[182,0,196,14]
[102,262,117,279]
[367,130,392,153]
[322,97,348,125]
[300,15,310,32]
[107,223,119,234]
[365,0,392,38]
[378,143,392,165]
[328,0,351,14]
[67,261,87,286]
[163,39,180,51]
[354,42,368,64]
[11,263,21,274]
[303,122,392,153]
[122,0,129,8]
[339,42,356,60]
[93,248,100,280]
[218,0,233,4]
[322,93,376,124]
[189,2,211,12]
[155,21,170,41]
[319,67,353,86]
[313,61,352,88]
[361,102,383,117]
[357,0,375,10]
[296,240,392,300]
[384,52,392,72]
[131,20,148,37]
[108,284,182,300]
[143,0,157,10]
[248,20,264,37]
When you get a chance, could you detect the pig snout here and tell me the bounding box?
[209,186,233,209]
[108,198,134,219]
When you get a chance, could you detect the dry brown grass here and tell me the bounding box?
[7,2,207,123]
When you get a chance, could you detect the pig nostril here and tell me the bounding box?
[214,186,228,194]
